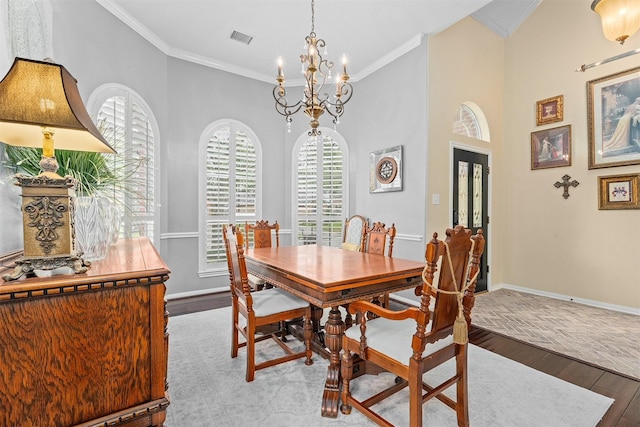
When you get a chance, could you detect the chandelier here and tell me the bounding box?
[273,0,353,136]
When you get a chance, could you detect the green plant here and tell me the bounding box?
[2,145,146,218]
[4,147,115,196]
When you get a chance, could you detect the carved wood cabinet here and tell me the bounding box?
[0,238,170,426]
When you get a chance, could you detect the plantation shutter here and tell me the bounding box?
[296,135,344,246]
[129,100,155,237]
[96,93,155,241]
[205,123,257,264]
[235,130,257,218]
[321,139,344,247]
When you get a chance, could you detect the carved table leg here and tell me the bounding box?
[321,305,345,418]
[311,305,325,347]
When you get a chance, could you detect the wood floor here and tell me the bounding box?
[167,292,640,426]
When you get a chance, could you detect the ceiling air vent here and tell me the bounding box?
[229,30,253,45]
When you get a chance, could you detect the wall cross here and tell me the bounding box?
[554,174,579,199]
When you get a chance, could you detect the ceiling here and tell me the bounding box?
[96,0,541,85]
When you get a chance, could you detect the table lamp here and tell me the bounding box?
[0,57,115,281]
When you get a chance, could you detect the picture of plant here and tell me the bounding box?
[598,173,640,210]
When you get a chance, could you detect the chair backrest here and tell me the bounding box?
[342,215,368,251]
[222,225,252,304]
[420,225,484,343]
[245,220,279,250]
[364,221,396,256]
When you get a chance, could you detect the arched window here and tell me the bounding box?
[88,84,159,245]
[293,129,347,246]
[453,101,491,142]
[199,119,261,273]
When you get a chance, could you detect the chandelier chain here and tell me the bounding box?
[311,0,315,34]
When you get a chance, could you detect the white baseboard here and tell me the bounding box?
[494,283,640,316]
[166,287,228,300]
[391,283,639,315]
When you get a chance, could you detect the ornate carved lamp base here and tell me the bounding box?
[2,254,90,281]
[2,170,90,282]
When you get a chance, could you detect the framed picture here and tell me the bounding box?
[370,145,402,193]
[531,125,572,170]
[598,173,640,210]
[536,95,563,126]
[587,66,640,169]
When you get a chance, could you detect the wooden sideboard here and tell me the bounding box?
[0,238,170,427]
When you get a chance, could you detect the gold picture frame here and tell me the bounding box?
[598,173,640,210]
[531,125,571,170]
[587,66,640,169]
[536,95,563,126]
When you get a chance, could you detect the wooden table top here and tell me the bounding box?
[245,245,425,306]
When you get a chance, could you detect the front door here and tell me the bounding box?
[452,148,489,293]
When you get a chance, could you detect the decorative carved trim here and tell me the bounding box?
[84,398,170,427]
[16,173,76,188]
[0,274,169,303]
[24,196,69,255]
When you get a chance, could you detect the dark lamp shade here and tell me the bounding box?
[0,57,115,154]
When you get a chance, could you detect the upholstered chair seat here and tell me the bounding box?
[249,287,310,317]
[344,317,452,365]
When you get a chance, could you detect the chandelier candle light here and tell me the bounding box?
[273,0,353,136]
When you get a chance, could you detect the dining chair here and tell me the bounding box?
[364,221,397,309]
[245,220,279,291]
[364,221,396,256]
[342,214,368,252]
[222,224,313,382]
[340,225,485,426]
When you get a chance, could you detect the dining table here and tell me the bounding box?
[244,244,425,418]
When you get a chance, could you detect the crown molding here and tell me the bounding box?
[166,47,274,83]
[352,33,425,81]
[96,0,425,86]
[96,0,170,53]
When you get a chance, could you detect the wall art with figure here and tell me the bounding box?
[588,66,640,169]
[531,125,571,170]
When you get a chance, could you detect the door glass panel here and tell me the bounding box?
[458,161,468,227]
[453,148,489,293]
[473,163,483,228]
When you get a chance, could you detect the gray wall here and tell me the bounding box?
[163,58,285,294]
[343,43,429,261]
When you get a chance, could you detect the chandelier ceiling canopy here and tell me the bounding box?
[273,0,353,136]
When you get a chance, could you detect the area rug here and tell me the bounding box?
[165,308,613,427]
